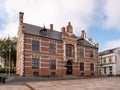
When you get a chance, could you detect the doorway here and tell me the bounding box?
[66,61,72,75]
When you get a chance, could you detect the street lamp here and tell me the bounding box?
[8,44,11,77]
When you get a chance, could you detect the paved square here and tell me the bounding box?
[27,77,120,90]
[0,77,120,90]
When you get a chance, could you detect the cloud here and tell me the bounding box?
[0,0,96,38]
[1,22,18,38]
[104,0,120,30]
[103,39,120,50]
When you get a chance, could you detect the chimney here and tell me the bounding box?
[81,30,86,39]
[61,27,65,33]
[19,12,24,26]
[50,24,53,30]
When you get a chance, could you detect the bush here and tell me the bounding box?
[0,68,6,73]
[0,68,15,73]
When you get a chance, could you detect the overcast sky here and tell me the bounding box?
[0,0,120,52]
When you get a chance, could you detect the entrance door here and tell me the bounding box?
[66,61,72,75]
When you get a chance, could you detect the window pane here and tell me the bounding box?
[50,60,56,69]
[66,45,72,57]
[49,43,56,53]
[80,48,84,57]
[32,58,39,69]
[90,63,94,71]
[80,63,84,71]
[32,40,40,51]
[90,50,94,58]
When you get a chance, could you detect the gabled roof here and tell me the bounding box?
[23,23,62,40]
[77,38,97,48]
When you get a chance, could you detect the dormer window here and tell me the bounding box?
[40,28,47,36]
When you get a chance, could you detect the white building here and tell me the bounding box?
[0,56,5,68]
[99,47,120,76]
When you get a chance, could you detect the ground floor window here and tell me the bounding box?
[90,63,94,71]
[109,66,112,74]
[32,58,39,69]
[80,62,84,71]
[104,67,106,74]
[50,60,56,69]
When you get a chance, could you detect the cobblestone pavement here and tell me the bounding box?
[0,77,120,90]
[26,77,120,90]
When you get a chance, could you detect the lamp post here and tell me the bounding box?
[8,44,11,77]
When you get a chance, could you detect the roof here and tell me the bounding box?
[99,48,116,56]
[77,38,97,48]
[23,23,62,40]
[22,23,98,48]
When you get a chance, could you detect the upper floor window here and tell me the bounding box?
[118,50,120,54]
[50,60,56,69]
[103,58,106,63]
[80,62,84,71]
[32,58,39,69]
[80,48,84,57]
[109,57,112,62]
[49,43,56,53]
[32,40,40,51]
[90,50,94,58]
[66,45,72,57]
[90,63,94,71]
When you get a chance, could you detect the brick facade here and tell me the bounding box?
[16,12,99,77]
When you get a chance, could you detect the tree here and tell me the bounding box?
[0,37,17,69]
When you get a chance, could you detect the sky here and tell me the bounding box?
[0,0,120,52]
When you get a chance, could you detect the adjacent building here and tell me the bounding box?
[16,12,99,77]
[99,47,120,76]
[0,56,5,68]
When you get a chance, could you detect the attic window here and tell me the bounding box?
[40,28,47,36]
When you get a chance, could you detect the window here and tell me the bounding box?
[40,29,47,36]
[49,43,56,53]
[109,66,112,75]
[90,63,94,71]
[80,48,84,57]
[32,58,39,69]
[109,57,112,63]
[103,58,106,63]
[118,50,120,54]
[50,60,56,69]
[32,40,40,51]
[90,50,94,58]
[104,67,106,74]
[80,63,84,71]
[109,66,112,71]
[66,45,72,57]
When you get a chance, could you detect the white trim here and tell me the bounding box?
[39,56,41,69]
[63,42,66,61]
[56,59,57,70]
[84,48,85,57]
[21,33,24,76]
[75,43,77,61]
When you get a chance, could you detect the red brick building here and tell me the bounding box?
[16,12,99,77]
